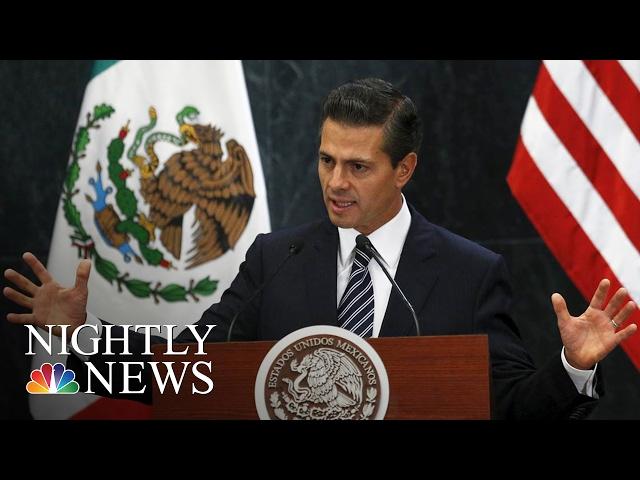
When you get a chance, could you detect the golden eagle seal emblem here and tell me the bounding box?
[130,106,256,269]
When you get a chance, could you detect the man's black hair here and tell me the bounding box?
[320,78,423,168]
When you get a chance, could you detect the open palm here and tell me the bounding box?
[553,279,638,370]
[3,252,90,336]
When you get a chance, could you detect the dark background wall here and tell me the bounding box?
[1,60,638,419]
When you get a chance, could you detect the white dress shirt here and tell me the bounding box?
[79,194,597,397]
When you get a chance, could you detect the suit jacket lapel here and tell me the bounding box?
[303,219,339,328]
[379,206,440,337]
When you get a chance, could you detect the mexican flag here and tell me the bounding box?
[31,60,271,419]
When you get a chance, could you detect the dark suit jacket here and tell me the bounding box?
[69,205,600,419]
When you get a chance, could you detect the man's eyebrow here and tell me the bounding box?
[318,150,372,163]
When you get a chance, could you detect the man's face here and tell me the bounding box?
[318,118,413,235]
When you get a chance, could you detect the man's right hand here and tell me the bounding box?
[3,252,90,337]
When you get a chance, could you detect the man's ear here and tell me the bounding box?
[395,152,418,188]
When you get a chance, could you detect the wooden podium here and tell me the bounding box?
[151,334,491,419]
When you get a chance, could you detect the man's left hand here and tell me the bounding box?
[552,279,638,370]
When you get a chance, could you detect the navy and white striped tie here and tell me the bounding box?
[338,246,374,337]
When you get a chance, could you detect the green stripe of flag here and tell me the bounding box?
[90,60,119,79]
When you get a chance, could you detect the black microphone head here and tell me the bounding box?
[289,239,305,254]
[355,234,371,250]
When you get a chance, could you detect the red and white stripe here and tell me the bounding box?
[508,60,640,370]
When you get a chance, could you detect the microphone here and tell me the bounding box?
[356,234,421,336]
[226,239,304,342]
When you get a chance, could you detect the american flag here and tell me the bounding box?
[508,60,640,370]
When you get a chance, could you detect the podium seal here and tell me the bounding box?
[255,326,389,420]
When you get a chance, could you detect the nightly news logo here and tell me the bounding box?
[25,324,216,396]
[27,362,79,394]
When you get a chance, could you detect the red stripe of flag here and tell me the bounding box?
[508,137,640,370]
[533,63,640,255]
[584,60,640,142]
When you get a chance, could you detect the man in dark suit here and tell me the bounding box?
[4,78,638,419]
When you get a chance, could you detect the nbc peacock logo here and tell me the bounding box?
[26,363,79,394]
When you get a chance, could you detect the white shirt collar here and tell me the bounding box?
[338,194,412,269]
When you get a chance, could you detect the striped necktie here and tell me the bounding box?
[338,245,374,337]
